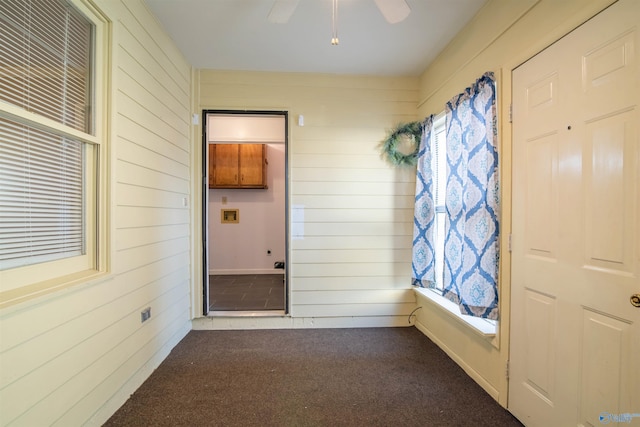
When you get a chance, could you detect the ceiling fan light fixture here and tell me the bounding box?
[331,0,339,46]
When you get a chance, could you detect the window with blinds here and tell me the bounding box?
[0,0,92,132]
[0,0,94,272]
[431,115,447,290]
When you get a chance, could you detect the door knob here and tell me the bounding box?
[631,294,640,308]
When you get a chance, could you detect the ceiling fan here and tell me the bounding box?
[267,0,411,24]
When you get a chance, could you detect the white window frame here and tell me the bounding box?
[0,0,110,308]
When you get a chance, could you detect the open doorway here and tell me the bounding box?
[202,110,288,316]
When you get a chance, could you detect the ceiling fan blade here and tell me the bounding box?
[267,0,300,24]
[374,0,411,24]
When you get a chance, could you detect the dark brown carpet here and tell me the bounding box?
[105,328,523,427]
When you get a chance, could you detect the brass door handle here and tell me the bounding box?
[631,294,640,308]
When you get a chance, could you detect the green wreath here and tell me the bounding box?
[381,121,422,166]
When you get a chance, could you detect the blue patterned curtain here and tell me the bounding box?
[411,115,436,288]
[443,72,499,320]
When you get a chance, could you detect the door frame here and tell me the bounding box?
[501,2,620,412]
[507,0,637,422]
[201,109,289,315]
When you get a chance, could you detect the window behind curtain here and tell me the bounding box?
[418,114,497,297]
[412,73,499,321]
[432,115,446,290]
[0,0,93,271]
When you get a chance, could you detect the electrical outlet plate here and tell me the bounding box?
[141,307,151,323]
[221,209,239,223]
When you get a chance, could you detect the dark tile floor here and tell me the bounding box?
[209,274,285,311]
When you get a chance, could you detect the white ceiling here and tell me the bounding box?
[145,0,487,76]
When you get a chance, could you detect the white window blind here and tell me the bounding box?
[0,0,93,271]
[432,118,447,208]
[432,116,447,289]
[0,0,92,132]
[0,118,85,269]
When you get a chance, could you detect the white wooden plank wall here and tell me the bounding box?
[0,1,193,425]
[200,71,418,324]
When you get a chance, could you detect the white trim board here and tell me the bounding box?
[413,319,500,402]
[192,315,411,330]
[209,269,285,275]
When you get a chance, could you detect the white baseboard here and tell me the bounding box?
[193,315,410,330]
[413,318,499,401]
[88,320,191,426]
[209,269,284,275]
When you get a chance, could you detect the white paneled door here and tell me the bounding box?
[510,1,640,426]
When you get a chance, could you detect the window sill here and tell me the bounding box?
[413,288,496,338]
[0,269,109,311]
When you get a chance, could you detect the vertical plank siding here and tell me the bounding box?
[0,0,193,425]
[200,70,418,324]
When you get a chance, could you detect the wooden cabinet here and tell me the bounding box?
[209,143,268,189]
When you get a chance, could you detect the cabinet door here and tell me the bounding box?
[208,144,214,187]
[239,144,266,187]
[211,144,239,187]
